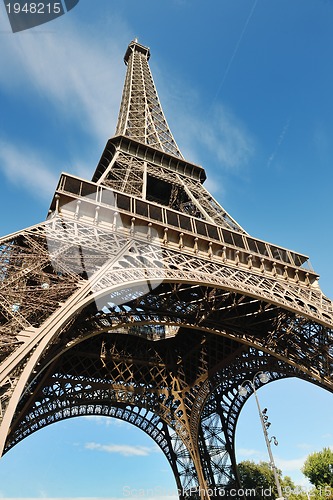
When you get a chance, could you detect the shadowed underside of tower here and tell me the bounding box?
[0,40,333,499]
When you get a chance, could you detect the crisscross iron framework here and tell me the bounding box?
[0,40,333,499]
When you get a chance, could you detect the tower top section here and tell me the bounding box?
[115,40,184,158]
[124,39,150,64]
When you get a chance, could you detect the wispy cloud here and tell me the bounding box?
[85,441,160,457]
[0,12,128,140]
[0,11,131,200]
[275,455,307,473]
[266,117,291,168]
[202,105,255,170]
[0,8,253,205]
[237,447,263,458]
[174,103,254,173]
[83,415,130,427]
[0,139,59,200]
[321,434,333,440]
[212,0,259,100]
[156,58,254,179]
[296,442,315,451]
[236,449,308,477]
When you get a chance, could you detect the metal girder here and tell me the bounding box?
[116,40,183,159]
[1,215,333,497]
[97,149,245,231]
[1,39,333,500]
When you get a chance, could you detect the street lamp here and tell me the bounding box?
[238,372,285,500]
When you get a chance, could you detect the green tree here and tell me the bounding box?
[286,485,333,500]
[302,447,333,489]
[238,460,275,497]
[236,460,295,499]
[284,447,333,500]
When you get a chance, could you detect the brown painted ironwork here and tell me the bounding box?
[0,40,332,498]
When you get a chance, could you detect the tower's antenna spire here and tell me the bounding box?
[116,39,184,158]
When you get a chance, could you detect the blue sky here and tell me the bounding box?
[0,0,333,497]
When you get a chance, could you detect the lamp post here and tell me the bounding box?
[238,372,284,500]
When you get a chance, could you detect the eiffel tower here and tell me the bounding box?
[0,39,333,498]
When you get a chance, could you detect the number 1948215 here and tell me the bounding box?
[6,3,62,14]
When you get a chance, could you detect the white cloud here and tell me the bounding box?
[0,6,253,205]
[171,100,254,183]
[0,10,132,200]
[85,441,161,457]
[237,447,263,458]
[275,455,307,473]
[296,442,315,451]
[154,59,254,176]
[162,100,255,203]
[0,139,59,200]
[321,433,333,439]
[83,415,129,427]
[236,449,308,478]
[201,105,255,170]
[214,0,259,98]
[266,117,291,169]
[0,9,129,140]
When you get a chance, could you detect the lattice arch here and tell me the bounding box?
[1,40,333,500]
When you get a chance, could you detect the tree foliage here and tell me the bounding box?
[235,450,333,500]
[238,460,276,497]
[236,460,294,499]
[302,447,333,488]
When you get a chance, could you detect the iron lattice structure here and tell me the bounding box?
[0,40,333,498]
